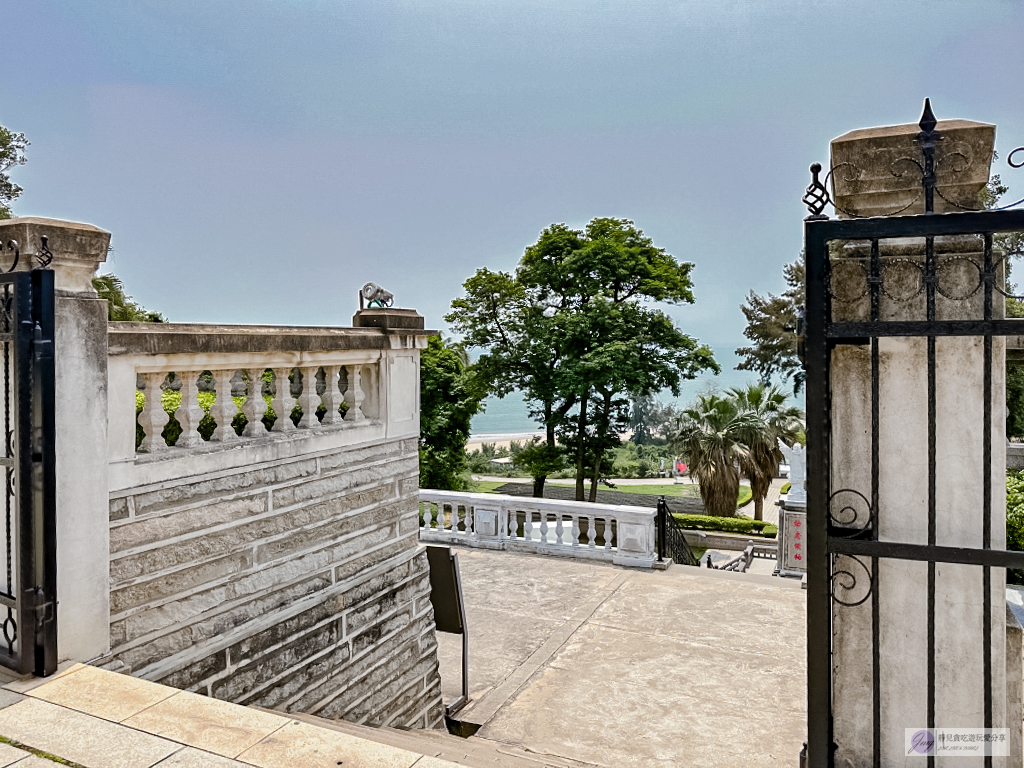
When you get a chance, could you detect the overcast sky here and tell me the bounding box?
[5,0,1024,407]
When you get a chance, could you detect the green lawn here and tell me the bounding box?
[466,480,506,493]
[591,482,752,507]
[591,483,700,498]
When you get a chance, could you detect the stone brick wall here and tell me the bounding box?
[107,435,444,729]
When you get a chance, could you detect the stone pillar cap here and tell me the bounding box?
[0,217,110,294]
[352,308,425,330]
[830,118,995,218]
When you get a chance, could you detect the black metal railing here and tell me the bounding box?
[656,496,699,567]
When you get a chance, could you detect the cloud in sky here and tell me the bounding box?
[4,0,1024,398]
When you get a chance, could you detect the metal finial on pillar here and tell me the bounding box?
[803,163,830,220]
[918,98,937,136]
[915,99,940,213]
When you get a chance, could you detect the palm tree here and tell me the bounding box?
[670,395,759,517]
[728,383,804,521]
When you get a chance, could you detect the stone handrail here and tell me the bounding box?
[418,490,656,568]
[107,320,429,491]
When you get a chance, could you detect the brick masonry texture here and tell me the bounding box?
[108,436,444,730]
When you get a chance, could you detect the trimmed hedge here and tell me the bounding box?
[1008,471,1024,585]
[672,512,778,539]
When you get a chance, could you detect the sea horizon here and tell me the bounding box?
[468,367,803,438]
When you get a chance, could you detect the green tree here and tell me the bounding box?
[630,395,681,445]
[736,257,805,394]
[670,394,758,517]
[512,439,566,495]
[448,218,718,500]
[419,335,485,491]
[728,383,803,521]
[0,124,29,220]
[93,273,167,322]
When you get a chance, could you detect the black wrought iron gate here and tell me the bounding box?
[803,104,1024,767]
[0,264,56,677]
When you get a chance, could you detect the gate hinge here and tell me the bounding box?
[31,323,52,362]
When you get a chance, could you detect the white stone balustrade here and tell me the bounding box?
[418,490,657,568]
[107,322,428,492]
[132,363,379,452]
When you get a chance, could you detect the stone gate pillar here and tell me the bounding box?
[826,119,1014,765]
[0,217,110,664]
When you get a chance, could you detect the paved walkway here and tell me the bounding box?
[436,549,807,767]
[0,664,459,768]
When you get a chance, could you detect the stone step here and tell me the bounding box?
[275,709,601,768]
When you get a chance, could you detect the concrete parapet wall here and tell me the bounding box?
[108,434,444,729]
[1009,443,1024,471]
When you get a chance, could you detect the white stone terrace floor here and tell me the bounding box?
[437,548,807,767]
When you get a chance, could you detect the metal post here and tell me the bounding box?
[804,219,833,767]
[657,496,666,563]
[30,269,56,676]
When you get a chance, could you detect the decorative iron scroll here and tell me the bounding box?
[1,242,19,274]
[828,488,873,537]
[1,236,53,273]
[825,253,1001,304]
[830,553,873,607]
[804,99,1024,219]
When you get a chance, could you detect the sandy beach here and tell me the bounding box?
[466,429,636,453]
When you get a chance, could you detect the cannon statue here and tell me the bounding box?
[359,282,394,309]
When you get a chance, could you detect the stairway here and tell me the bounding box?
[278,709,604,768]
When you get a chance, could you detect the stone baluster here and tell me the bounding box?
[437,503,448,532]
[604,518,614,550]
[320,365,344,425]
[297,366,320,428]
[524,512,534,541]
[343,365,365,421]
[539,514,549,544]
[587,517,597,548]
[507,510,517,539]
[174,370,205,448]
[210,369,240,442]
[270,367,295,432]
[137,372,170,453]
[555,515,564,546]
[242,369,268,437]
[571,515,580,548]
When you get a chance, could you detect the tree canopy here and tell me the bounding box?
[93,274,167,322]
[0,125,28,220]
[670,386,803,518]
[735,257,804,394]
[447,217,718,500]
[419,335,486,491]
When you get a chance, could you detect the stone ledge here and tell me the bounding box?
[109,321,432,356]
